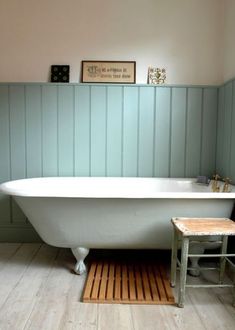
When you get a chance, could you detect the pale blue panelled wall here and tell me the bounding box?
[216,79,235,183]
[0,83,218,241]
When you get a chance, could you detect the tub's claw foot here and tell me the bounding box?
[71,247,89,275]
[188,243,205,277]
[188,262,201,277]
[74,260,86,275]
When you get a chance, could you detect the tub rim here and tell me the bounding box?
[0,177,235,199]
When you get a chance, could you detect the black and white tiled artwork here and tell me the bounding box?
[51,65,70,82]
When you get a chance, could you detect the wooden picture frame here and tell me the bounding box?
[81,61,136,84]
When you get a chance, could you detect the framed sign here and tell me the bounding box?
[81,61,136,84]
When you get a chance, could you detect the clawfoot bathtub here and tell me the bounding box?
[0,177,234,275]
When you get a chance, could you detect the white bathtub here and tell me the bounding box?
[0,177,234,274]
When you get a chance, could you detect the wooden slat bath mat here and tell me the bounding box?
[83,259,175,305]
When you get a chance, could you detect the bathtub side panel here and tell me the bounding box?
[14,197,234,250]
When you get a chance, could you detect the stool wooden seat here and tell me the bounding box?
[170,217,235,308]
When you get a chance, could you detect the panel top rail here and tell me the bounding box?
[0,82,219,88]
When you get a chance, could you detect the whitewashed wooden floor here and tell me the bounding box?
[0,243,234,330]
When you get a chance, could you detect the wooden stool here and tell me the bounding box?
[170,217,235,307]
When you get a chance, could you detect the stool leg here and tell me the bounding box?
[170,227,178,287]
[233,272,235,307]
[178,237,189,308]
[219,236,228,284]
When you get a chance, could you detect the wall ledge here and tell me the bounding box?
[0,82,219,88]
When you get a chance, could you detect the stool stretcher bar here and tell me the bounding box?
[186,284,234,288]
[187,254,235,258]
[176,258,219,270]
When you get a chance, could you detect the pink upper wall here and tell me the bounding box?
[0,0,224,84]
[223,0,235,82]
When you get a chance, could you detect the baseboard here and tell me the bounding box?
[0,226,42,242]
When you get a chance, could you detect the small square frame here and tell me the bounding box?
[51,65,70,83]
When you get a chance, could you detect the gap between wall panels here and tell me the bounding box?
[0,81,232,241]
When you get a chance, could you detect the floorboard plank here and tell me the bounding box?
[0,244,58,330]
[187,288,235,330]
[0,243,21,266]
[23,248,85,330]
[0,243,41,309]
[98,304,134,330]
[59,302,97,330]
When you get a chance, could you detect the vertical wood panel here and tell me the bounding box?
[58,86,74,176]
[222,83,233,177]
[9,86,26,179]
[170,88,187,177]
[90,86,106,176]
[0,86,11,223]
[9,85,26,223]
[201,88,218,176]
[154,88,171,177]
[25,86,42,178]
[186,88,202,177]
[42,85,58,176]
[230,82,235,182]
[74,86,90,176]
[216,86,225,175]
[138,87,155,177]
[123,87,138,176]
[106,86,122,176]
